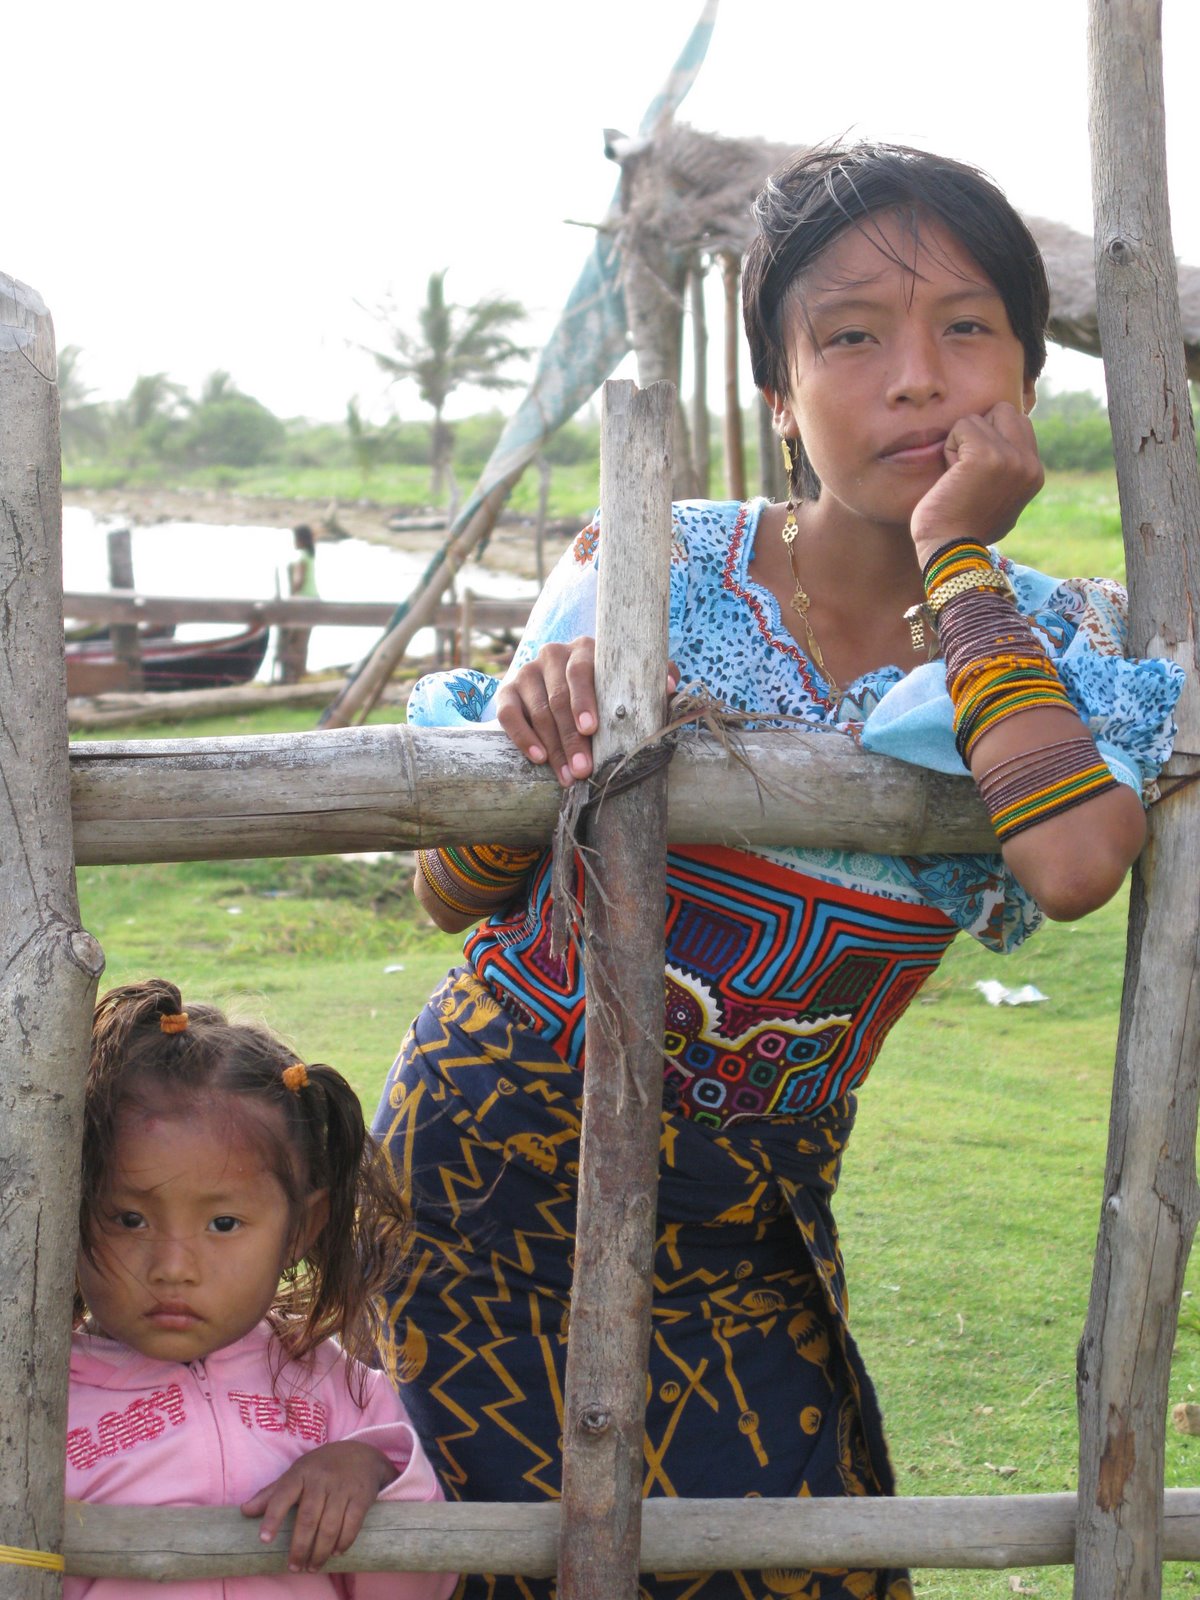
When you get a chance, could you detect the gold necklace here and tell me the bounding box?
[781,500,842,703]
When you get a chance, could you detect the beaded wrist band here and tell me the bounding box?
[906,540,1012,648]
[937,586,1076,761]
[977,736,1119,843]
[417,842,540,917]
[922,539,993,588]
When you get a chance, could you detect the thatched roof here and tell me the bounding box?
[609,122,1200,380]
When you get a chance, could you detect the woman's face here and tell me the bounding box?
[770,211,1035,532]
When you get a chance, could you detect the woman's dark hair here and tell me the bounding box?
[78,979,408,1378]
[292,524,315,555]
[742,142,1051,499]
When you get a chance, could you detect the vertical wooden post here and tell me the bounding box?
[557,379,674,1600]
[535,455,550,589]
[106,527,143,691]
[757,393,779,501]
[1076,4,1200,1596]
[458,587,475,668]
[720,253,746,500]
[689,257,710,498]
[0,272,104,1596]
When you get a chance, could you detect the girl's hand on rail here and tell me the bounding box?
[242,1440,397,1572]
[909,400,1044,566]
[495,638,678,788]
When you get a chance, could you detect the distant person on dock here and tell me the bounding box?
[276,523,318,684]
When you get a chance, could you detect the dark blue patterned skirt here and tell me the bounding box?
[372,969,912,1600]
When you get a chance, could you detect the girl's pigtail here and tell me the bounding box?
[275,1064,409,1377]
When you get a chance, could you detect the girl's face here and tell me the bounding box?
[78,1101,323,1364]
[770,212,1036,533]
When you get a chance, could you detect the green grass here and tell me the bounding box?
[77,854,464,1111]
[74,853,1200,1597]
[1004,473,1126,582]
[70,700,410,744]
[841,901,1200,1598]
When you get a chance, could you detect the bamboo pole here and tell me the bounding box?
[1076,4,1200,1597]
[720,252,746,501]
[0,271,104,1598]
[66,725,1003,866]
[58,1490,1200,1581]
[558,379,674,1599]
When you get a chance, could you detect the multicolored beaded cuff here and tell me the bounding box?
[417,843,540,917]
[977,736,1119,842]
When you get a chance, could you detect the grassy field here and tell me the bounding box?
[71,468,1200,1596]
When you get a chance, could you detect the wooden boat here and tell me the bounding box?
[65,624,270,697]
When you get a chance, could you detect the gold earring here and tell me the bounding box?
[780,439,798,542]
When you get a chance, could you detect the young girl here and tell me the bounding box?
[374,143,1183,1600]
[69,978,455,1600]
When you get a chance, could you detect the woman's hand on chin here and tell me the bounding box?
[910,401,1044,564]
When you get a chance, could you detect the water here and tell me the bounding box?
[61,508,539,679]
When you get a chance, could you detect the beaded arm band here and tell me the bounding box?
[417,843,540,918]
[977,736,1117,843]
[921,539,1120,840]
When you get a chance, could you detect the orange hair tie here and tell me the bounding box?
[281,1063,309,1093]
[159,1012,189,1035]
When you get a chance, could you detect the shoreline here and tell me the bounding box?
[63,485,572,583]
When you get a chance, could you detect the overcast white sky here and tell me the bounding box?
[7,0,1199,422]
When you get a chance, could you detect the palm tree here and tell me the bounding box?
[197,370,243,406]
[366,270,530,499]
[120,372,189,433]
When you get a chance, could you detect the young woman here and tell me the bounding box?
[374,144,1183,1600]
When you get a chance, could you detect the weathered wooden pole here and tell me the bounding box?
[52,1489,1200,1581]
[104,528,143,691]
[320,467,525,728]
[1076,4,1200,1596]
[757,393,779,501]
[557,379,674,1599]
[458,587,475,668]
[720,253,746,500]
[0,273,104,1596]
[534,455,551,589]
[689,257,711,497]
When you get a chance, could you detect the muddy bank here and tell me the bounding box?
[63,485,578,584]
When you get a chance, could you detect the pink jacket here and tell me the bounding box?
[66,1323,456,1600]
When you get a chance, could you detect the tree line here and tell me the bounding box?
[57,264,1130,491]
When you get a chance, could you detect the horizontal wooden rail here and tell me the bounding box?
[69,725,1000,865]
[63,590,532,632]
[63,1490,1200,1579]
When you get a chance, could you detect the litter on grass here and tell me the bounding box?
[974,979,1048,1007]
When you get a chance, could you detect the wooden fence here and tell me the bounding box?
[62,592,531,634]
[1,3,1197,1595]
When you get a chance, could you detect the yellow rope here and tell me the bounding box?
[0,1542,65,1571]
